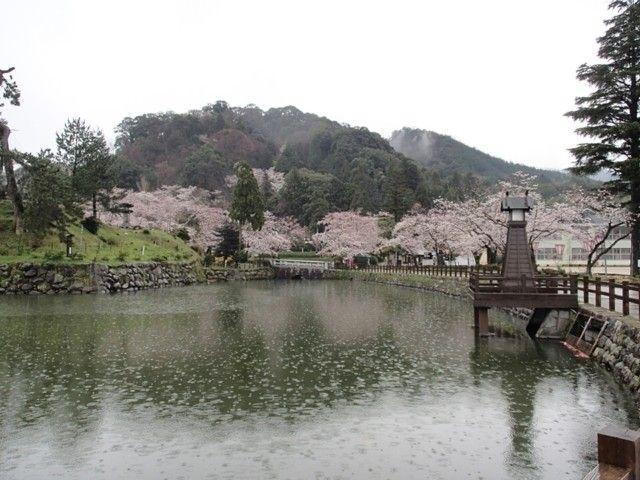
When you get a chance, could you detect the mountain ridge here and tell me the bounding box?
[111,102,591,225]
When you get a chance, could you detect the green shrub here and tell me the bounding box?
[233,250,248,263]
[43,250,65,262]
[80,216,100,235]
[142,229,150,235]
[175,227,190,242]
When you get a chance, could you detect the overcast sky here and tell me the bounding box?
[3,0,610,171]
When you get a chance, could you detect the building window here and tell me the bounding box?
[535,248,558,261]
[600,247,631,261]
[610,226,630,241]
[571,247,587,261]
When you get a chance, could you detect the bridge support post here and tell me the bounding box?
[474,307,490,337]
[597,426,640,479]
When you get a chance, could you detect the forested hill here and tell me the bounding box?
[389,128,584,192]
[111,102,588,226]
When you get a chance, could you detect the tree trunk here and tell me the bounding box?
[486,247,497,265]
[630,63,639,277]
[92,192,97,218]
[631,176,640,276]
[586,252,594,277]
[237,223,242,265]
[0,122,24,234]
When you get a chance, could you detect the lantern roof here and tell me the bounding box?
[500,191,533,212]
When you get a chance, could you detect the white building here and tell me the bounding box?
[534,226,631,275]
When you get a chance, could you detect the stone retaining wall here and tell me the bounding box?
[0,262,203,295]
[591,314,640,398]
[94,263,201,293]
[0,262,277,295]
[204,267,275,282]
[0,263,96,295]
[337,270,471,298]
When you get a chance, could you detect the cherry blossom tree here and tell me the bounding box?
[226,167,285,192]
[96,186,228,247]
[502,173,577,249]
[438,172,577,263]
[243,212,307,256]
[386,172,580,267]
[388,203,485,265]
[312,211,382,260]
[565,187,634,275]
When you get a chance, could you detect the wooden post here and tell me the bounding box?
[623,281,630,316]
[609,278,616,312]
[474,307,490,337]
[570,275,578,295]
[597,426,640,480]
[595,277,602,308]
[583,276,589,304]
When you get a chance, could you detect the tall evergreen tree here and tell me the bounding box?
[56,118,113,218]
[383,161,415,221]
[230,162,265,230]
[213,222,240,264]
[230,162,265,257]
[19,150,76,239]
[566,0,640,275]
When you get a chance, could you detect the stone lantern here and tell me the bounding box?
[500,191,533,221]
[471,190,578,338]
[500,191,536,291]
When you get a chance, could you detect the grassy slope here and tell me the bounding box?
[0,200,199,265]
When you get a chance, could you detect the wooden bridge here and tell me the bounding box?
[269,258,334,279]
[470,272,578,336]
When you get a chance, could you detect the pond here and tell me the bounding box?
[0,280,638,479]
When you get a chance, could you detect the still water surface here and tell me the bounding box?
[0,280,638,479]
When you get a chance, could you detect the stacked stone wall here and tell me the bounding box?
[0,262,277,295]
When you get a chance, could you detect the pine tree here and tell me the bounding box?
[214,223,240,263]
[383,161,415,222]
[230,162,265,230]
[566,0,640,275]
[56,118,113,219]
[19,150,76,239]
[229,162,265,257]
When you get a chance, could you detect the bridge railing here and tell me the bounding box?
[468,273,578,295]
[470,272,640,320]
[359,264,639,319]
[269,259,334,270]
[577,276,640,320]
[359,264,500,277]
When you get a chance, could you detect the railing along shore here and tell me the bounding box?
[357,264,640,320]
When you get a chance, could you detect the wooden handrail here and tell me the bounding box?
[360,264,640,320]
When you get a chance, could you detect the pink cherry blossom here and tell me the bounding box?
[312,211,382,259]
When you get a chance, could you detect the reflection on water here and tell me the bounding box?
[0,280,637,479]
